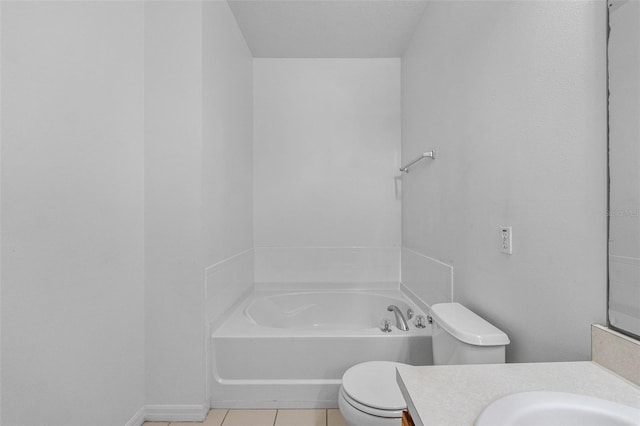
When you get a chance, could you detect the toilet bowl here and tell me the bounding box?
[339,302,510,426]
[338,361,408,426]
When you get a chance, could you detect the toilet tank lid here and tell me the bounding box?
[430,303,510,346]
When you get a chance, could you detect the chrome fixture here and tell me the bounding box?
[406,308,414,320]
[380,318,392,333]
[400,150,436,173]
[387,305,409,331]
[414,315,427,328]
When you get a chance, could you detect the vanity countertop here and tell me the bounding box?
[396,361,640,426]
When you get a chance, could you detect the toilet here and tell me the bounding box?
[338,302,510,426]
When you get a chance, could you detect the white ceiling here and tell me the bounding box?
[227,0,429,58]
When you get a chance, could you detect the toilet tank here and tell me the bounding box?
[429,303,510,365]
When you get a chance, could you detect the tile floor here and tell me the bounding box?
[142,408,348,426]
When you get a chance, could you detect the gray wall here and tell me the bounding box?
[144,1,206,409]
[1,1,255,422]
[1,2,145,424]
[253,59,401,284]
[401,0,608,362]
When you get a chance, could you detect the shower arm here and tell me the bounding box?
[400,151,436,173]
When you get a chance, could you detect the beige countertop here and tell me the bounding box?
[396,361,640,426]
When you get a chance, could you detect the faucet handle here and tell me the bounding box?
[414,315,427,328]
[380,318,392,333]
[406,308,414,320]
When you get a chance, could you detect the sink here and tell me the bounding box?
[475,391,640,426]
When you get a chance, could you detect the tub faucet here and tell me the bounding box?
[387,305,409,331]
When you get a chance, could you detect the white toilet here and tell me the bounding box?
[338,302,510,426]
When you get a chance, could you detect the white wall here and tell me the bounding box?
[202,1,254,406]
[1,2,145,424]
[144,1,207,412]
[203,1,254,330]
[1,2,255,422]
[401,1,608,362]
[0,0,254,421]
[145,0,255,413]
[253,59,401,283]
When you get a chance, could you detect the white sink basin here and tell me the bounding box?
[475,391,640,426]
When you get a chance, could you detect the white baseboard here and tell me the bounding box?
[144,404,209,422]
[125,407,145,426]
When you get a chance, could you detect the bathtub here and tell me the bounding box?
[210,283,432,408]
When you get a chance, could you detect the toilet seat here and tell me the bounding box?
[339,386,405,418]
[340,361,408,418]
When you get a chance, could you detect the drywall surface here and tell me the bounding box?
[402,1,607,362]
[228,0,428,57]
[1,2,145,424]
[1,1,255,421]
[203,0,254,333]
[202,1,254,405]
[254,246,400,284]
[253,59,401,283]
[144,1,206,409]
[203,1,253,269]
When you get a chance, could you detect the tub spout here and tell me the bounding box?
[387,305,409,331]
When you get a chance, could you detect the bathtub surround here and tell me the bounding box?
[254,247,400,284]
[401,0,608,362]
[206,250,254,331]
[401,247,453,308]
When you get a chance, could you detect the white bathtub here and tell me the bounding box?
[211,283,432,408]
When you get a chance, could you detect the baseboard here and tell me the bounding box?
[125,406,145,426]
[144,404,209,422]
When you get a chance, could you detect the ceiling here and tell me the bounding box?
[227,0,429,58]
